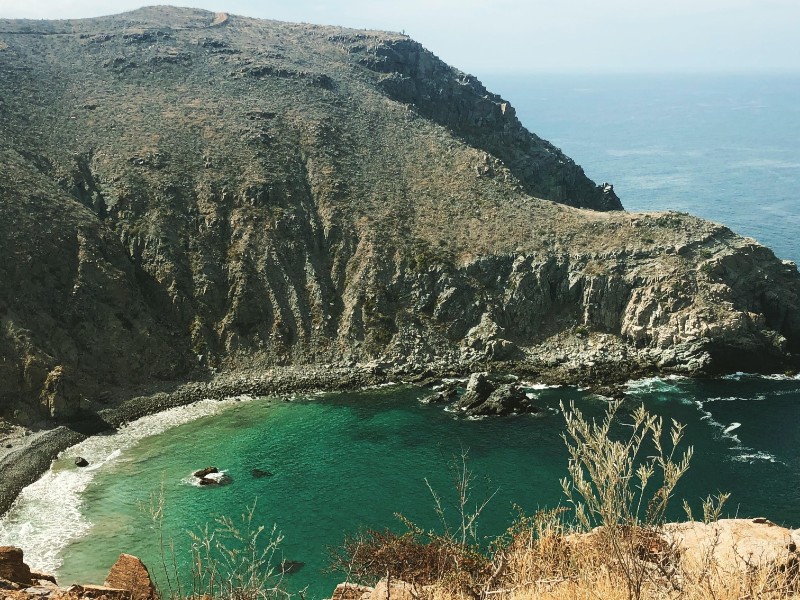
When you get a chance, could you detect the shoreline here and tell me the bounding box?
[1,359,795,519]
[0,364,396,517]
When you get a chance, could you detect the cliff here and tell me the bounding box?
[0,6,799,423]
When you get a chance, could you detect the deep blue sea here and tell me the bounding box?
[0,74,799,599]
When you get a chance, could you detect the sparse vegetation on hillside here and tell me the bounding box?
[0,6,798,427]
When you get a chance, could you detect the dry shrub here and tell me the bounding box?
[329,526,491,590]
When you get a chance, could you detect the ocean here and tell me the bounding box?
[0,74,799,598]
[482,73,800,263]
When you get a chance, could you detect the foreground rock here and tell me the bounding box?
[329,519,800,600]
[104,554,156,600]
[0,547,154,600]
[0,547,32,586]
[329,579,419,600]
[664,518,800,574]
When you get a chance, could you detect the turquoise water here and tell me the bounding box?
[1,74,799,598]
[482,73,800,263]
[3,376,800,598]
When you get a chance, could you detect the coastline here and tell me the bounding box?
[0,351,639,517]
[0,354,790,519]
[0,364,395,517]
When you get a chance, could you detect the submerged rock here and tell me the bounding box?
[419,381,459,404]
[251,468,274,478]
[279,559,305,575]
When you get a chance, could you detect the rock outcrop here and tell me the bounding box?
[104,554,157,600]
[453,373,538,416]
[0,7,798,423]
[329,579,419,600]
[0,547,155,600]
[329,519,800,600]
[0,547,32,586]
[664,518,800,575]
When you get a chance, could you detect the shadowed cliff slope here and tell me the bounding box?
[0,6,798,422]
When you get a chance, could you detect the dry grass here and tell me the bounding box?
[419,515,800,600]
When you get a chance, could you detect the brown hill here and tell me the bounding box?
[0,6,798,422]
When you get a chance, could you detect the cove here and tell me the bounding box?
[3,375,800,598]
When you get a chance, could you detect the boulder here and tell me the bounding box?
[30,571,57,585]
[419,383,459,404]
[369,578,417,600]
[22,585,53,596]
[663,518,800,574]
[452,375,538,417]
[454,372,494,411]
[330,582,373,600]
[104,554,156,600]
[193,466,218,478]
[330,582,374,600]
[464,383,538,417]
[39,365,80,419]
[0,577,22,590]
[75,457,89,467]
[0,546,32,585]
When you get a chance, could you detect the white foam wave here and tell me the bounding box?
[361,382,401,390]
[0,396,252,575]
[694,402,741,443]
[694,401,784,465]
[706,394,767,403]
[732,451,780,464]
[626,375,687,395]
[520,382,562,390]
[722,372,800,382]
[723,422,741,434]
[184,469,231,487]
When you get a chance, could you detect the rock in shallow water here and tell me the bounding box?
[193,466,218,478]
[279,559,305,575]
[452,373,538,416]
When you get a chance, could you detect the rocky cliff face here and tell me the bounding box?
[0,7,798,423]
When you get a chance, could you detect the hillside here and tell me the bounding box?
[0,6,799,423]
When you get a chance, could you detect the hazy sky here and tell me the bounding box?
[1,1,798,77]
